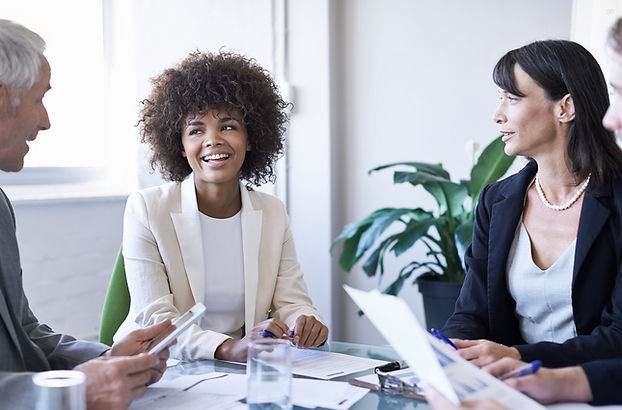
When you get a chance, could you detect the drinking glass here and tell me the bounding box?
[33,370,86,410]
[247,338,292,410]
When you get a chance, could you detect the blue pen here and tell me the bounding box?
[260,330,295,338]
[430,328,458,350]
[499,360,542,380]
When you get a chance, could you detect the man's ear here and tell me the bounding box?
[557,93,575,123]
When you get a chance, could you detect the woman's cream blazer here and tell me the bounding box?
[114,176,323,360]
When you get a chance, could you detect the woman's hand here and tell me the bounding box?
[453,338,521,367]
[483,358,593,404]
[292,315,328,348]
[424,384,508,410]
[214,318,291,362]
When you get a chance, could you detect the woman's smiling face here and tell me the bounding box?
[492,64,562,158]
[181,109,250,189]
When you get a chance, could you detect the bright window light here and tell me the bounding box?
[4,1,105,168]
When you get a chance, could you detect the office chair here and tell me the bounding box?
[99,247,131,346]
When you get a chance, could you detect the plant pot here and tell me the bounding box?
[417,278,462,330]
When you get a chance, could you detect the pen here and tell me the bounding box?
[430,328,458,350]
[499,360,542,380]
[374,360,408,373]
[260,329,295,338]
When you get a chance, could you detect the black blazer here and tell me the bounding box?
[442,161,622,367]
[582,359,622,405]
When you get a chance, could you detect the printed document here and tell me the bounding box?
[344,285,545,409]
[129,372,244,410]
[224,348,386,379]
[290,348,386,379]
[130,371,369,410]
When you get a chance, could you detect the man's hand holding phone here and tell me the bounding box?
[147,303,207,355]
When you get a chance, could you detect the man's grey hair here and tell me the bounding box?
[0,19,46,105]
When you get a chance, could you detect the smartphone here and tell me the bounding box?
[148,302,207,355]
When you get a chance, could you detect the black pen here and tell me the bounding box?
[374,360,408,373]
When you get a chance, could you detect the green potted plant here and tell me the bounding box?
[331,136,515,329]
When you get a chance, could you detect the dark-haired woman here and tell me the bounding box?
[114,51,328,362]
[442,40,622,368]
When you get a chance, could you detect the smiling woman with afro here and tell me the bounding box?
[114,51,329,363]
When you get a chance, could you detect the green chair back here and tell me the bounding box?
[99,247,130,346]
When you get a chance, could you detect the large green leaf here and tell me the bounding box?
[362,234,399,277]
[470,135,515,205]
[394,171,468,218]
[337,224,370,272]
[391,215,435,257]
[356,208,413,261]
[454,220,474,271]
[382,272,410,296]
[330,208,391,252]
[369,161,450,179]
[332,208,396,271]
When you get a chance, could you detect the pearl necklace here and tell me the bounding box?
[534,172,591,211]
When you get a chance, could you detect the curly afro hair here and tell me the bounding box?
[138,51,290,185]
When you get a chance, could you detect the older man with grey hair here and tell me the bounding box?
[0,19,172,410]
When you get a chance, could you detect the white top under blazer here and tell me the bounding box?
[506,222,577,344]
[114,176,324,360]
[199,211,245,338]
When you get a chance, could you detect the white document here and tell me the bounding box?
[292,378,369,409]
[204,373,369,409]
[344,285,545,409]
[223,348,387,380]
[129,372,245,410]
[132,371,369,410]
[290,348,386,379]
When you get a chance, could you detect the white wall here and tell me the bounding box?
[9,1,575,344]
[15,197,126,341]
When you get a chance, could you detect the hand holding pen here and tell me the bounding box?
[484,358,591,404]
[430,328,458,350]
[260,329,294,338]
[499,360,542,380]
[258,315,328,348]
[255,317,292,341]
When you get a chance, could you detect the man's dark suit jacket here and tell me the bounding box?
[0,188,107,408]
[442,161,622,367]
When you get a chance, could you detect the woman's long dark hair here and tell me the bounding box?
[493,40,622,189]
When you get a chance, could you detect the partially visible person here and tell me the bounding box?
[0,19,172,410]
[603,17,622,131]
[442,38,622,369]
[427,16,622,410]
[114,51,328,362]
[426,357,622,408]
[425,386,508,410]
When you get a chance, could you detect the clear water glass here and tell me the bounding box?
[247,338,292,410]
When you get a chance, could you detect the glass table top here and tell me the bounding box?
[163,340,431,410]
